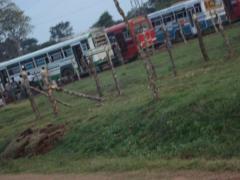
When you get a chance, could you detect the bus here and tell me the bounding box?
[148,0,227,44]
[223,0,240,22]
[106,22,138,63]
[128,16,157,49]
[106,16,156,63]
[0,28,114,90]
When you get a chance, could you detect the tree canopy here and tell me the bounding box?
[92,11,115,28]
[50,21,73,42]
[0,0,32,61]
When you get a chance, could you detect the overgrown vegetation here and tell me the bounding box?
[0,24,240,173]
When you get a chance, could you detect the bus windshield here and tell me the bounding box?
[134,22,150,34]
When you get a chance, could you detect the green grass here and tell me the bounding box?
[0,24,240,173]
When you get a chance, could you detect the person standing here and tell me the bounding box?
[10,77,19,102]
[0,80,5,107]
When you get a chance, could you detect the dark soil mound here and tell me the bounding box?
[1,124,65,159]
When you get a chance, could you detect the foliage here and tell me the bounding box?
[0,24,240,173]
[148,0,182,9]
[50,21,73,42]
[21,38,39,55]
[0,0,32,61]
[92,11,115,28]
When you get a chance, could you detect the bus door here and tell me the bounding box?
[72,44,85,74]
[223,0,240,21]
[0,69,8,89]
[187,7,197,34]
[115,33,128,53]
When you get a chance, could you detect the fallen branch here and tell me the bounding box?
[30,86,72,108]
[53,87,104,102]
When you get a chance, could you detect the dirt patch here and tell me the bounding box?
[0,124,65,159]
[0,171,240,180]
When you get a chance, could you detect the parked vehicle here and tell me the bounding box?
[148,0,227,44]
[128,16,157,49]
[106,22,138,63]
[223,0,240,22]
[106,16,156,63]
[0,28,114,89]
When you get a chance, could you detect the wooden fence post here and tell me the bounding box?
[106,49,121,95]
[177,20,187,44]
[21,70,40,119]
[216,12,235,58]
[210,10,219,33]
[88,56,103,97]
[193,15,210,62]
[41,67,58,117]
[162,25,177,77]
[113,0,159,100]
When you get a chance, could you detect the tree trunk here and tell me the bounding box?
[106,49,121,95]
[88,56,103,97]
[194,16,210,62]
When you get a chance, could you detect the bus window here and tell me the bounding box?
[20,59,35,70]
[123,29,132,41]
[175,9,187,19]
[49,49,63,62]
[63,46,73,57]
[35,55,46,66]
[152,17,163,27]
[108,34,117,44]
[163,13,174,24]
[80,39,90,51]
[194,3,202,13]
[7,63,20,76]
[134,22,150,34]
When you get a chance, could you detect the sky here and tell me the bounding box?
[13,0,146,43]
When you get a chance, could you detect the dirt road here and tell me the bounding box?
[0,171,240,180]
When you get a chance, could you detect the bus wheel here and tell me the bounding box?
[62,69,74,82]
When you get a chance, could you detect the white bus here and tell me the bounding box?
[148,0,227,44]
[0,28,114,89]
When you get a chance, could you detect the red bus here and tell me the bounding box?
[128,16,157,49]
[106,16,156,63]
[106,22,138,62]
[223,0,240,22]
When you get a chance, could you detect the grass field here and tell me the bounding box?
[0,24,240,173]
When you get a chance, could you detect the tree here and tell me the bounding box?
[21,38,39,54]
[0,0,32,59]
[0,38,19,62]
[148,0,180,10]
[50,21,73,42]
[92,11,115,28]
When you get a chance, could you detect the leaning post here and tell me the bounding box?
[216,12,235,58]
[162,25,177,77]
[21,69,41,120]
[177,20,187,44]
[88,55,103,97]
[106,48,121,95]
[193,14,210,62]
[113,0,159,100]
[41,67,58,117]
